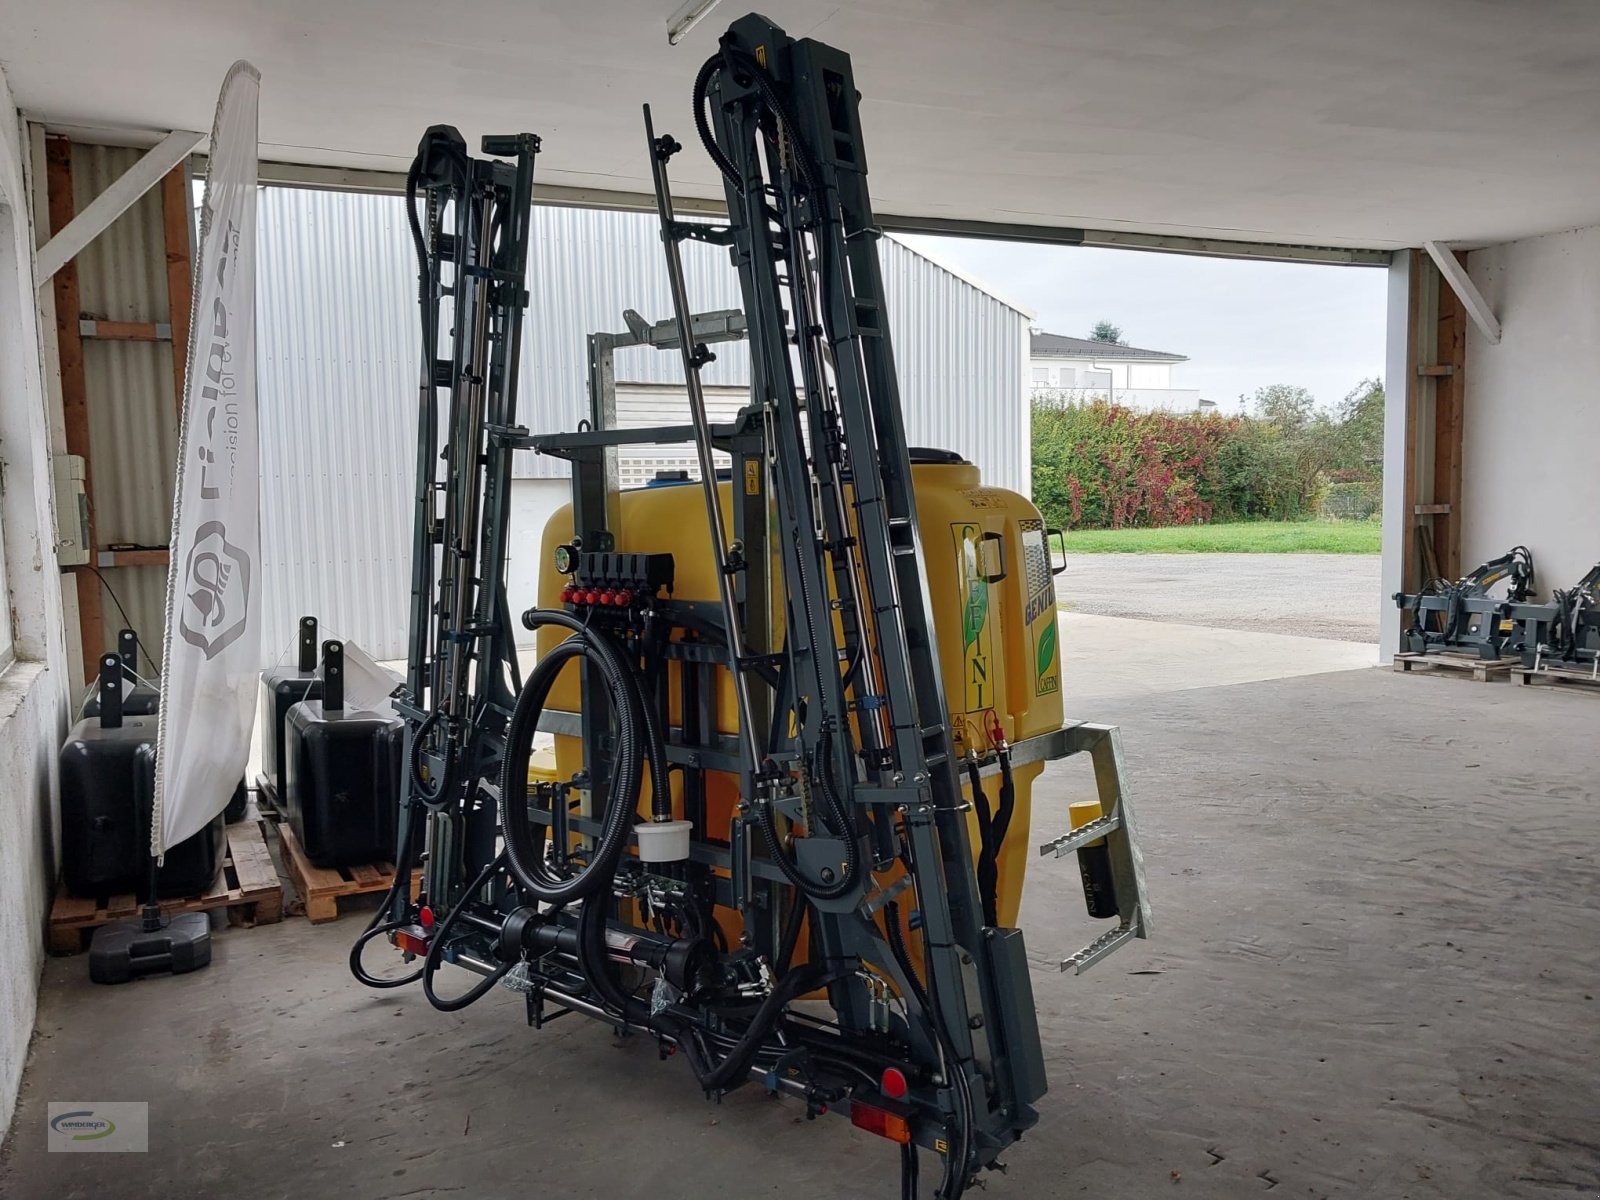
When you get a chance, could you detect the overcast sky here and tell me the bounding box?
[897,235,1389,414]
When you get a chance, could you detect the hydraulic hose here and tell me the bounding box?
[966,760,998,929]
[576,870,833,1095]
[775,890,806,976]
[499,615,646,905]
[348,797,425,989]
[636,656,673,823]
[407,709,449,803]
[692,52,742,185]
[668,961,831,1093]
[422,850,513,1011]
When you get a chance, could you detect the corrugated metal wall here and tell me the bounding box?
[254,191,1029,658]
[73,145,180,670]
[256,189,419,663]
[880,237,1031,496]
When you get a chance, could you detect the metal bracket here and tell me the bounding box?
[1034,722,1153,973]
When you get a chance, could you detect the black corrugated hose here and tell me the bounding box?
[498,611,655,904]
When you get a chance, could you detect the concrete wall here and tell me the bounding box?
[0,71,73,1138]
[1463,225,1600,590]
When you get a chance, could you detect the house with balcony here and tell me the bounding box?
[1029,331,1209,412]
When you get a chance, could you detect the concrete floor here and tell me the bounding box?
[1059,553,1382,642]
[5,627,1598,1199]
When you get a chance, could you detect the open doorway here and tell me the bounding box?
[898,235,1389,702]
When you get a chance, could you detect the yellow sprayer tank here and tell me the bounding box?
[535,449,1063,930]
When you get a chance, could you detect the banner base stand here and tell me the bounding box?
[89,911,212,985]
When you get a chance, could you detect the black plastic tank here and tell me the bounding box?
[283,641,402,868]
[59,656,226,898]
[257,616,323,804]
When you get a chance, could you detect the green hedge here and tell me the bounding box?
[1031,390,1381,531]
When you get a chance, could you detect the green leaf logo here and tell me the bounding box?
[1036,621,1057,680]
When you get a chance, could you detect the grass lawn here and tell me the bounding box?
[1052,520,1381,555]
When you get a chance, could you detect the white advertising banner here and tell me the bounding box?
[154,61,262,854]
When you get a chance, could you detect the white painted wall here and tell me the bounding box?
[1029,355,1178,391]
[0,73,73,1139]
[507,478,571,650]
[1461,225,1600,592]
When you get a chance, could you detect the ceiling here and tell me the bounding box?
[4,0,1599,251]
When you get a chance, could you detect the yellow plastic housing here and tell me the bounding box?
[533,455,1063,931]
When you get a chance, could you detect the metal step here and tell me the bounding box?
[1038,812,1121,859]
[1059,924,1138,975]
[1030,723,1153,974]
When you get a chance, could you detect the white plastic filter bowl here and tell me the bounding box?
[634,819,693,863]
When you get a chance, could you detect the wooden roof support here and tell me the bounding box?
[34,129,202,285]
[1424,239,1500,345]
[160,162,194,419]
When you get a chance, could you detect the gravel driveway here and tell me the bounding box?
[1055,552,1382,642]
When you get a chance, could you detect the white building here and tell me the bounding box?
[1029,331,1207,412]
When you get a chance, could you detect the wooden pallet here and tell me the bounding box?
[1513,661,1600,691]
[252,772,283,815]
[48,820,285,955]
[1392,652,1512,682]
[276,820,412,924]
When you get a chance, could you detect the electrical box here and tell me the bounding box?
[52,454,90,567]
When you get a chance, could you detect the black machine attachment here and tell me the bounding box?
[81,628,160,718]
[1511,561,1600,670]
[349,17,1149,1200]
[257,614,323,807]
[1395,545,1535,659]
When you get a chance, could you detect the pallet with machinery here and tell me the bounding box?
[1392,651,1514,683]
[275,819,419,924]
[1512,661,1600,691]
[48,819,284,954]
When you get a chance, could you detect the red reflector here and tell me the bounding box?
[850,1100,911,1144]
[419,906,435,928]
[880,1068,908,1099]
[394,928,429,957]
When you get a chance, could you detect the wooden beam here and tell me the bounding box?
[34,130,203,285]
[1424,240,1500,346]
[93,548,170,569]
[1433,256,1468,582]
[160,163,194,419]
[46,136,103,682]
[79,319,172,341]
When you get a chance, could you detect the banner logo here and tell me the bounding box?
[178,520,252,658]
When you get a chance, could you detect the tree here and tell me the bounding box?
[1252,383,1317,433]
[1089,320,1124,345]
[1332,377,1384,472]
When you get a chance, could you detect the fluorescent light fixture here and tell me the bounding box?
[666,0,723,45]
